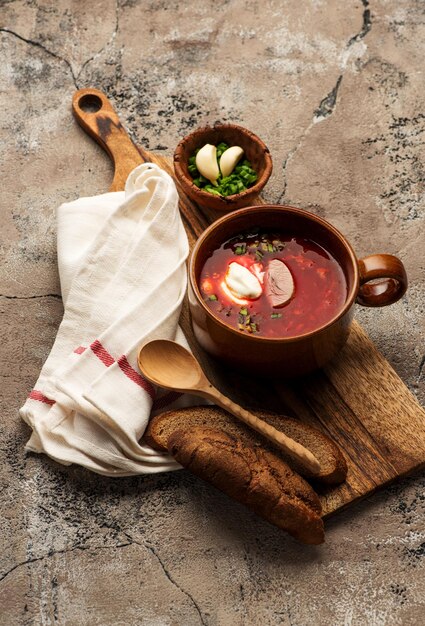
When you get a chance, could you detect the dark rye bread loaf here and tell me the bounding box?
[167,426,324,544]
[145,406,347,484]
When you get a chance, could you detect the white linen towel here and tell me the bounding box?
[20,163,198,476]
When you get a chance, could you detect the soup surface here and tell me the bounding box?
[199,231,347,338]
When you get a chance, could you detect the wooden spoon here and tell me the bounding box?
[138,339,321,475]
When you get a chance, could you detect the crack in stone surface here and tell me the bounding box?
[0,554,46,585]
[1,13,121,91]
[0,294,62,300]
[107,531,207,624]
[313,75,343,120]
[145,543,206,626]
[277,1,374,202]
[0,27,78,89]
[313,0,373,123]
[0,542,133,584]
[76,0,120,83]
[348,0,372,46]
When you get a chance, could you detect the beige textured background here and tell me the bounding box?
[1,1,424,624]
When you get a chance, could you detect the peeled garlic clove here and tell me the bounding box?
[219,146,244,178]
[195,144,220,186]
[225,262,262,300]
[265,259,295,307]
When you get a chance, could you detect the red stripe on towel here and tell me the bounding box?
[90,340,115,367]
[28,390,56,406]
[73,339,156,401]
[152,391,183,411]
[117,355,156,401]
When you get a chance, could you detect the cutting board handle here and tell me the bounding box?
[72,88,146,191]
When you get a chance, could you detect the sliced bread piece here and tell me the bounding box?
[168,426,324,545]
[144,405,347,484]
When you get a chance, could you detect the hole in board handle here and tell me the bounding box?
[78,94,103,114]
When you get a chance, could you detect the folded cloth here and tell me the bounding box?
[20,163,200,476]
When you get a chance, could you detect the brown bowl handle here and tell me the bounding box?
[357,254,407,307]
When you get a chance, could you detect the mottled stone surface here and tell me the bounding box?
[1,1,424,624]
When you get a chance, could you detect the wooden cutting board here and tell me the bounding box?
[72,89,425,517]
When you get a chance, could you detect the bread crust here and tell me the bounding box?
[144,405,347,484]
[168,426,325,545]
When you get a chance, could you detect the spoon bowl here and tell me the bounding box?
[138,339,206,391]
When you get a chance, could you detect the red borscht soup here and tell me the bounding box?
[199,231,347,338]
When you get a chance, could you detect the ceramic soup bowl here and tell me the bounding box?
[188,205,407,377]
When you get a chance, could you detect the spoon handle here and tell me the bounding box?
[208,387,321,476]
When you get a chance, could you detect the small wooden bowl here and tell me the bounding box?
[173,123,273,213]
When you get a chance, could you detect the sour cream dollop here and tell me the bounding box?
[224,262,262,300]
